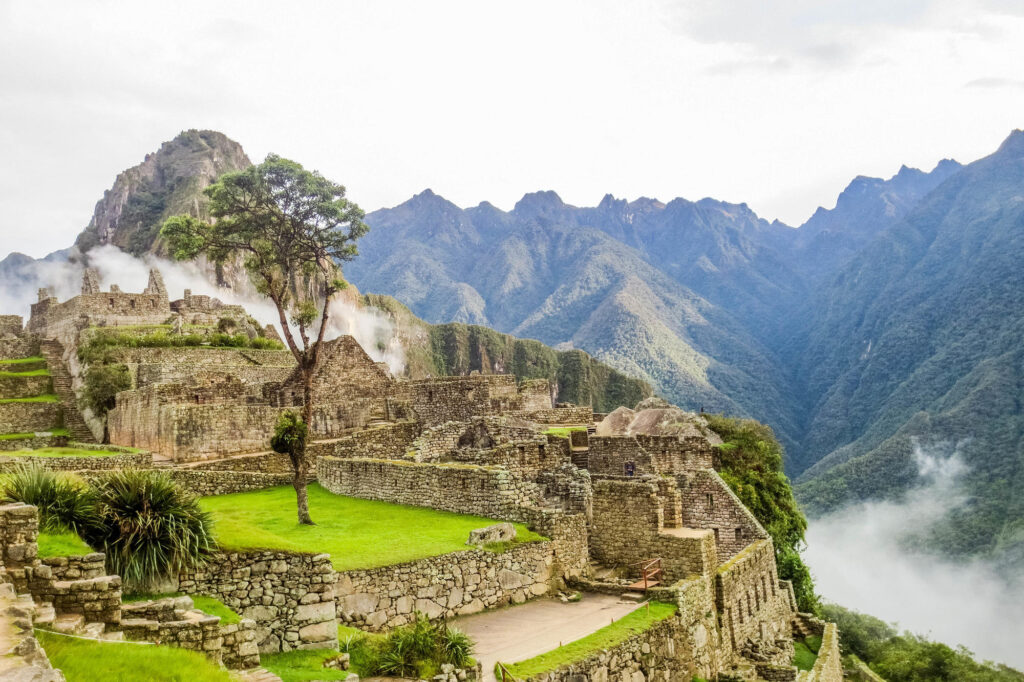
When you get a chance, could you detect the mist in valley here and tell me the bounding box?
[804,439,1024,668]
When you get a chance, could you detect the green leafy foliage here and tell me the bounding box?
[704,414,819,613]
[271,410,308,460]
[822,604,1024,681]
[81,363,131,416]
[0,464,97,535]
[82,469,217,590]
[360,614,475,678]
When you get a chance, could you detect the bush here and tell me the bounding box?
[361,614,475,678]
[81,363,131,416]
[82,469,216,590]
[0,464,97,535]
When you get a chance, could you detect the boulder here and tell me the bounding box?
[466,523,516,546]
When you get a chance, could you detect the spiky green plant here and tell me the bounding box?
[83,469,216,589]
[439,625,474,668]
[0,464,97,535]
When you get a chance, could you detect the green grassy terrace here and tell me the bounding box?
[123,592,240,624]
[502,601,678,679]
[543,426,587,438]
[0,446,128,457]
[0,367,50,377]
[37,530,94,557]
[793,634,822,671]
[200,484,545,571]
[0,428,69,440]
[0,394,59,404]
[0,356,45,365]
[36,629,235,682]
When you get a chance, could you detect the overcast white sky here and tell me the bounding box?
[2,0,1024,258]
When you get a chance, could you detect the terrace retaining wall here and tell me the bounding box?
[0,401,61,433]
[0,374,51,400]
[335,540,556,630]
[166,469,294,496]
[0,450,151,473]
[177,550,338,654]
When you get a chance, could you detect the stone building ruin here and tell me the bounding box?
[0,269,843,682]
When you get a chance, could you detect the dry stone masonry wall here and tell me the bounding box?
[177,550,338,653]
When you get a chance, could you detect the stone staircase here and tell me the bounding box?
[0,582,64,681]
[39,339,95,442]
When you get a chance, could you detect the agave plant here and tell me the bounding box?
[82,469,216,590]
[0,464,97,535]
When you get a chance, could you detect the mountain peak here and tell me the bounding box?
[995,128,1024,157]
[512,190,566,217]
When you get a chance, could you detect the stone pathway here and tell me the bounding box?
[233,667,283,682]
[451,593,642,681]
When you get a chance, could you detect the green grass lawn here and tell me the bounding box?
[123,592,240,625]
[36,628,235,682]
[37,530,94,557]
[0,367,50,377]
[0,393,59,404]
[200,484,545,571]
[261,647,353,682]
[503,602,678,678]
[793,638,820,670]
[0,356,45,366]
[1,446,126,457]
[0,427,70,440]
[543,427,587,438]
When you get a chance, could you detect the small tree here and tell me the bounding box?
[162,154,368,524]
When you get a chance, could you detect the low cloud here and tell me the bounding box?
[964,76,1024,90]
[804,439,1024,668]
[0,244,405,373]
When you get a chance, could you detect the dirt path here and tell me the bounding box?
[451,593,641,681]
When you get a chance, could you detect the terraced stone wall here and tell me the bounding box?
[0,449,150,473]
[588,435,713,477]
[335,540,555,630]
[679,468,767,561]
[714,539,793,659]
[0,402,61,434]
[166,469,293,496]
[177,551,337,654]
[331,420,421,460]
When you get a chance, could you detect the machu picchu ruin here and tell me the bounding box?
[0,267,843,682]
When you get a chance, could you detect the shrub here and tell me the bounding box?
[0,464,97,535]
[81,363,131,416]
[361,614,475,677]
[82,469,216,590]
[216,317,238,334]
[439,625,474,668]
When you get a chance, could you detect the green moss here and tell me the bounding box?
[0,394,59,404]
[200,484,544,571]
[36,628,235,682]
[0,356,45,366]
[544,427,586,438]
[503,602,677,678]
[37,530,93,557]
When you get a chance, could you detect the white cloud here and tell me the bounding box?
[1,1,1023,252]
[805,439,1024,668]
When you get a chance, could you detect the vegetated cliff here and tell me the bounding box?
[74,130,251,257]
[364,293,651,412]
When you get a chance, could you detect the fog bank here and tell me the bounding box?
[0,245,405,373]
[804,439,1024,668]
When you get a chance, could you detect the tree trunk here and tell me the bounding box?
[295,366,316,525]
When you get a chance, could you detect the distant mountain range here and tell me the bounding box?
[3,128,1022,565]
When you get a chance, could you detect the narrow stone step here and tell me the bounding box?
[233,668,284,682]
[81,622,106,638]
[100,630,125,641]
[52,613,85,634]
[620,591,646,602]
[33,602,56,627]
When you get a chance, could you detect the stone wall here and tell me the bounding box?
[400,375,553,426]
[177,450,293,474]
[21,566,123,628]
[0,503,38,572]
[714,539,793,659]
[336,540,555,630]
[0,401,62,433]
[166,469,294,496]
[679,469,767,561]
[0,374,51,399]
[0,336,38,360]
[588,435,713,477]
[40,553,106,580]
[0,433,67,451]
[177,550,338,653]
[318,456,525,521]
[517,613,701,682]
[0,450,151,473]
[798,622,843,682]
[331,420,421,460]
[589,478,718,582]
[517,406,593,424]
[120,595,261,669]
[0,315,23,336]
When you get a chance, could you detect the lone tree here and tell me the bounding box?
[162,154,368,524]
